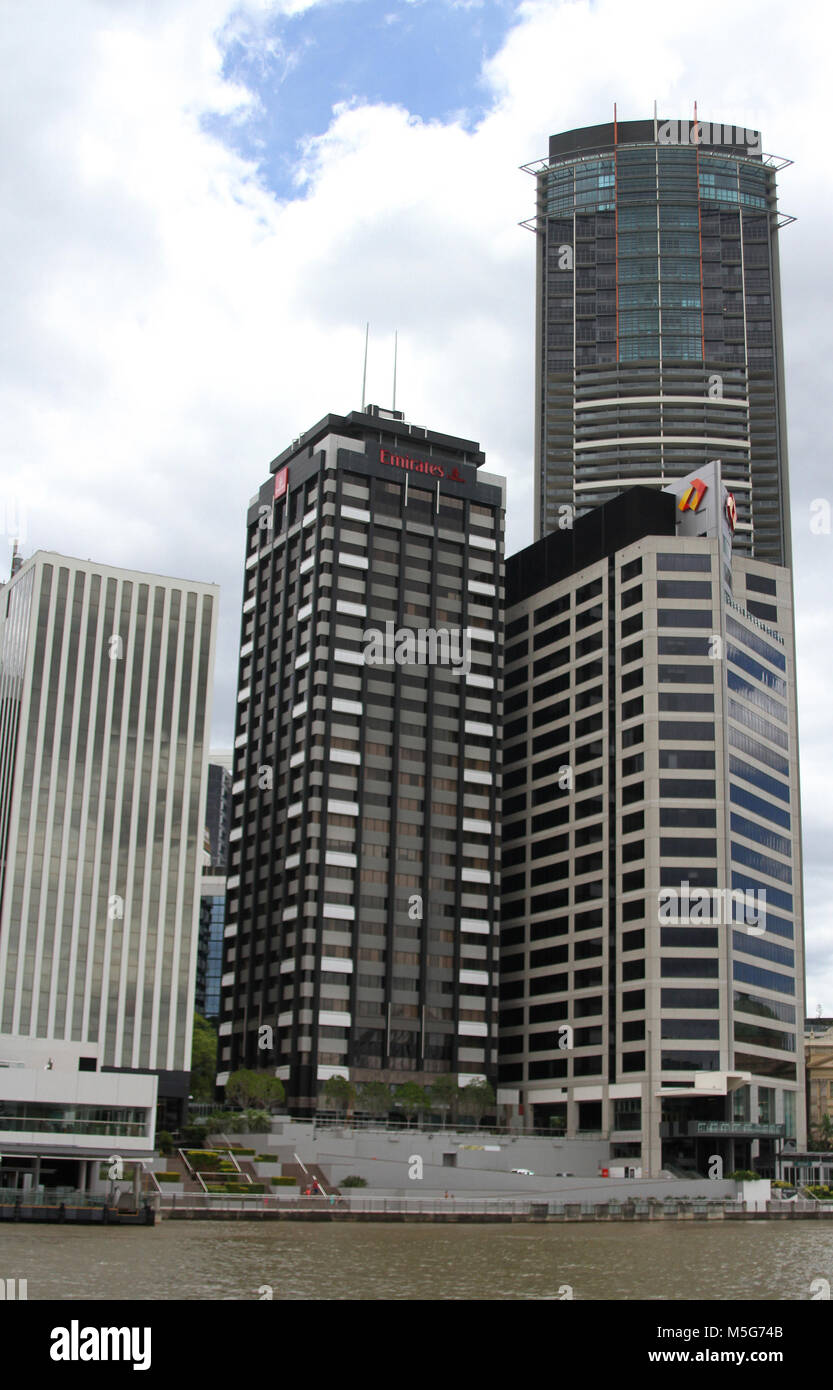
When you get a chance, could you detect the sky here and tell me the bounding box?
[1,0,831,1011]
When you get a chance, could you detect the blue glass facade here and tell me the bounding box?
[197,887,225,1023]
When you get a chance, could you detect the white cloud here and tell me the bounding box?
[2,0,832,1004]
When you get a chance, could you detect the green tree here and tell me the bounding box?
[357,1081,391,1120]
[190,1013,218,1101]
[322,1075,356,1116]
[225,1069,285,1112]
[156,1130,175,1156]
[430,1075,459,1129]
[394,1082,428,1128]
[258,1076,286,1111]
[458,1079,495,1127]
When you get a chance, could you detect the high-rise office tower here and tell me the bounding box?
[205,756,233,871]
[525,117,793,565]
[500,470,805,1176]
[0,551,218,1130]
[219,407,505,1114]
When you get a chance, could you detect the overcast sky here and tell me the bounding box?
[2,0,831,1010]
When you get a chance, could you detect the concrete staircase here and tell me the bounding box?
[281,1159,338,1195]
[168,1153,216,1193]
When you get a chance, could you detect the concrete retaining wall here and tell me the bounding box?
[216,1123,734,1199]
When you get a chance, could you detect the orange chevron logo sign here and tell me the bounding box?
[679,477,708,512]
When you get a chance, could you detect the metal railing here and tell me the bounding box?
[309,1116,580,1139]
[157,1191,547,1216]
[152,1190,833,1219]
[0,1117,147,1136]
[183,1111,596,1141]
[0,1188,112,1208]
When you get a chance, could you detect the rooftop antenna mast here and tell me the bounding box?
[392,330,398,412]
[361,322,369,411]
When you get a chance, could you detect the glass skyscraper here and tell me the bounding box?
[525,117,793,565]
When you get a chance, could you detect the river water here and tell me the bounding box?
[2,1220,832,1300]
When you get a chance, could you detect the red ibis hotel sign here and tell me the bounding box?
[274,466,288,499]
[379,447,465,484]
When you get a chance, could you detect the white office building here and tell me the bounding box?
[501,465,806,1176]
[0,551,218,1188]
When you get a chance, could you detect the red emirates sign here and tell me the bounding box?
[274,466,288,499]
[379,447,464,483]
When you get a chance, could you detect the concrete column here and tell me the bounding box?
[643,1080,662,1178]
[566,1096,579,1139]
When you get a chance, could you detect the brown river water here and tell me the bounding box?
[1,1220,831,1300]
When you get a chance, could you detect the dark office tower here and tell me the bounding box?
[501,469,805,1176]
[218,407,505,1114]
[525,117,793,565]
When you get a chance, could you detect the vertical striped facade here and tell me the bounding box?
[0,552,218,1080]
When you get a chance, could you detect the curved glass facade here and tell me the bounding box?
[531,118,792,565]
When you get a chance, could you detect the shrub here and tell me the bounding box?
[257,1154,279,1163]
[184,1150,225,1172]
[728,1170,760,1182]
[206,1111,247,1134]
[155,1172,181,1184]
[182,1124,209,1148]
[156,1131,175,1156]
[244,1109,272,1133]
[340,1175,367,1188]
[270,1176,298,1186]
[235,1148,256,1156]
